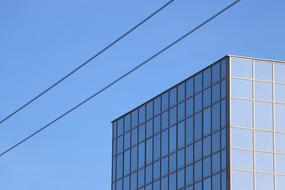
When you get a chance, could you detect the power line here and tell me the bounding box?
[0,0,175,126]
[0,0,240,158]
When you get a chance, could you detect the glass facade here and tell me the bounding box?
[111,55,285,190]
[230,56,285,190]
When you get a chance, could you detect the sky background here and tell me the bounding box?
[0,0,284,189]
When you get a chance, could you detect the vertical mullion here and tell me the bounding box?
[253,59,256,190]
[272,62,276,190]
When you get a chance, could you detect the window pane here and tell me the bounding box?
[146,138,153,164]
[117,153,123,179]
[186,117,193,145]
[146,165,152,184]
[161,130,168,156]
[212,82,221,103]
[125,114,131,132]
[131,146,137,172]
[186,145,193,165]
[232,149,253,170]
[170,106,177,126]
[255,131,273,151]
[231,58,252,78]
[169,126,177,153]
[131,172,137,190]
[139,105,145,124]
[203,107,211,136]
[131,128,137,146]
[186,98,193,117]
[169,173,176,190]
[221,58,227,79]
[203,136,211,157]
[255,82,272,101]
[194,140,202,161]
[186,78,194,98]
[276,155,285,174]
[232,79,252,98]
[161,157,168,177]
[232,128,253,149]
[194,161,202,181]
[275,133,285,153]
[154,134,160,161]
[153,115,160,134]
[194,93,202,113]
[132,110,138,128]
[256,173,273,190]
[203,88,211,108]
[212,152,221,174]
[212,173,221,190]
[162,92,169,111]
[146,120,153,138]
[169,152,176,173]
[194,112,202,140]
[138,169,144,188]
[178,149,185,169]
[186,165,193,186]
[203,68,211,89]
[212,102,221,132]
[212,62,221,84]
[276,175,285,190]
[154,96,161,116]
[118,118,124,136]
[124,132,130,150]
[178,82,185,103]
[178,121,185,149]
[275,84,285,102]
[255,102,273,130]
[124,150,130,176]
[255,61,272,81]
[170,87,177,107]
[203,157,211,178]
[204,177,211,190]
[177,169,185,189]
[231,171,253,190]
[124,176,130,190]
[212,131,221,153]
[275,104,285,132]
[231,99,252,128]
[139,124,145,142]
[161,111,169,130]
[139,142,145,168]
[178,102,185,122]
[161,176,168,190]
[275,63,285,82]
[255,152,273,172]
[195,73,202,93]
[146,101,153,120]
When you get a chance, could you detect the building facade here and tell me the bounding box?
[111,55,285,190]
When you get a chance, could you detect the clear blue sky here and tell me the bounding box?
[0,0,284,189]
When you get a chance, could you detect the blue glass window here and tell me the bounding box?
[161,157,169,177]
[212,173,221,190]
[232,79,252,98]
[138,142,145,168]
[131,172,137,190]
[154,96,161,116]
[161,176,168,190]
[153,161,160,180]
[186,78,194,98]
[231,171,253,190]
[131,128,137,146]
[194,93,202,113]
[170,87,177,107]
[138,169,144,188]
[177,169,185,189]
[131,110,138,128]
[212,62,220,84]
[139,105,145,124]
[117,118,124,137]
[124,150,130,176]
[212,131,221,153]
[203,107,211,137]
[255,82,272,101]
[154,134,160,161]
[178,82,185,103]
[203,88,211,108]
[170,106,177,126]
[186,117,193,145]
[146,138,153,165]
[139,124,145,142]
[161,111,168,130]
[195,73,202,93]
[153,115,160,134]
[178,102,185,122]
[131,146,137,172]
[186,164,193,186]
[117,153,123,179]
[212,152,220,174]
[162,130,169,156]
[169,173,176,190]
[125,114,131,132]
[146,120,153,138]
[194,161,202,181]
[276,104,285,132]
[275,84,285,102]
[169,125,177,153]
[203,68,212,89]
[146,165,152,184]
[212,102,220,132]
[178,121,185,149]
[124,132,130,150]
[178,149,185,169]
[146,100,153,120]
[231,99,252,128]
[186,98,194,117]
[203,136,211,157]
[186,145,193,165]
[203,157,211,177]
[194,112,202,140]
[194,140,202,161]
[162,92,169,111]
[124,176,130,190]
[169,152,177,173]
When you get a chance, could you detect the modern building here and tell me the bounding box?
[111,55,285,190]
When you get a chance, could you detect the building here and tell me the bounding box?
[111,55,285,190]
